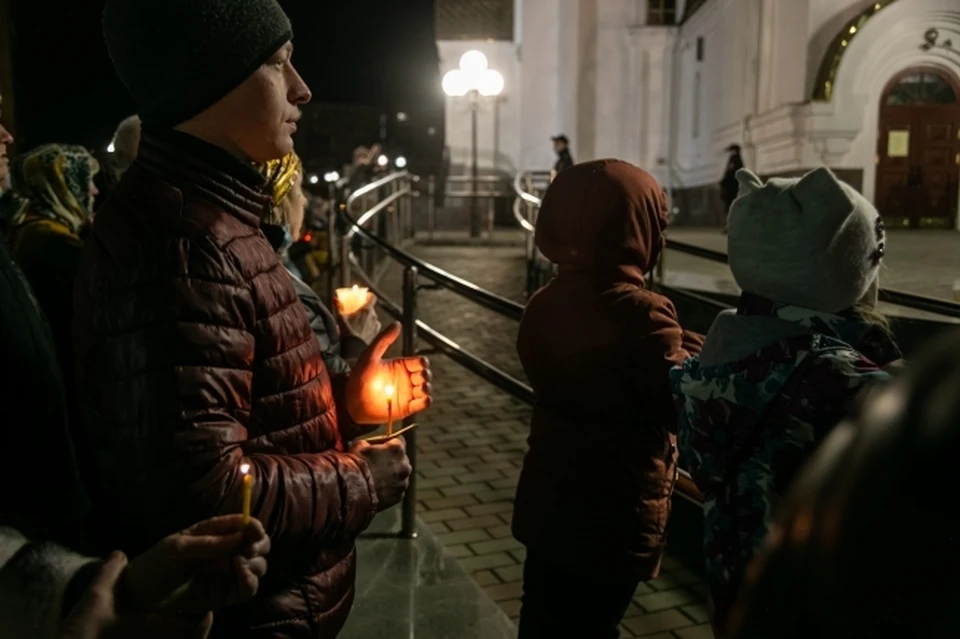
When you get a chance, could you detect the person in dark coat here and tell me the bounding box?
[0,238,88,544]
[73,1,431,636]
[7,144,100,485]
[551,134,575,178]
[513,159,704,638]
[720,144,744,232]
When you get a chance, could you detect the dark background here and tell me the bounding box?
[6,0,443,170]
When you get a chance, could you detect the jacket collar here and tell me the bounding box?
[737,292,901,366]
[135,126,271,228]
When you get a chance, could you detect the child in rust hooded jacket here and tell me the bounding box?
[513,160,703,638]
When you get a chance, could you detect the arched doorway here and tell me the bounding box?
[875,67,960,228]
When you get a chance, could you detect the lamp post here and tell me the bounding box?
[323,170,340,308]
[442,51,504,238]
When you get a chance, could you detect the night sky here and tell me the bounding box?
[8,0,440,151]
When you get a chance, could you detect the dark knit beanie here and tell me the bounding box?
[103,0,293,127]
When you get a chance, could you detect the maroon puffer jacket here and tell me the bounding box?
[72,128,377,638]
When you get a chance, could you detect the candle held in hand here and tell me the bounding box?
[240,463,252,525]
[335,285,369,316]
[384,383,395,436]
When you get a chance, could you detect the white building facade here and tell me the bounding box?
[438,0,960,228]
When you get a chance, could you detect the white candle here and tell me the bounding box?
[335,285,369,315]
[384,384,395,436]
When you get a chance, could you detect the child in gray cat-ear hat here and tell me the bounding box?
[669,166,902,635]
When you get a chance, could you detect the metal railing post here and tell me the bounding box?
[487,196,495,243]
[427,176,436,241]
[340,232,351,288]
[400,265,419,538]
[326,183,338,307]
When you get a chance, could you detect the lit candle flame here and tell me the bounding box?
[240,462,253,525]
[384,384,396,398]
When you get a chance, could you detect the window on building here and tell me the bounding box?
[693,71,701,138]
[885,71,958,106]
[696,37,705,62]
[436,0,514,41]
[647,0,677,26]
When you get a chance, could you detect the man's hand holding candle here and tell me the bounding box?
[348,437,412,511]
[345,322,432,424]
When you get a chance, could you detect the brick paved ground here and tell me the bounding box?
[374,236,714,638]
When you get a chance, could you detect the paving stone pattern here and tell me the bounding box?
[375,239,714,638]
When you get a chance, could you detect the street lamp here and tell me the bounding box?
[442,50,504,237]
[395,156,407,169]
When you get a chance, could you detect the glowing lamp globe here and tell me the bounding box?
[442,70,468,97]
[459,50,488,73]
[478,70,504,97]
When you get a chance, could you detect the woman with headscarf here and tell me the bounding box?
[513,159,703,638]
[8,144,99,463]
[258,152,381,376]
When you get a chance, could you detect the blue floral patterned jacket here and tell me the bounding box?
[670,293,900,630]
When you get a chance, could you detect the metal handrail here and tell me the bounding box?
[447,175,505,183]
[512,176,960,320]
[513,171,543,209]
[345,253,535,404]
[343,173,525,321]
[512,196,536,234]
[446,190,515,198]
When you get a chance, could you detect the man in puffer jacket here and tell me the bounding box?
[73,1,431,636]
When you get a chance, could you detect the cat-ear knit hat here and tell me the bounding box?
[728,167,886,314]
[102,0,293,127]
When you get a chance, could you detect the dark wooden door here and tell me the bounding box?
[876,70,960,228]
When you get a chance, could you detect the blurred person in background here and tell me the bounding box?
[259,152,382,376]
[7,144,100,478]
[549,134,574,182]
[111,115,141,177]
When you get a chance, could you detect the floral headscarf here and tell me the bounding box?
[14,144,99,233]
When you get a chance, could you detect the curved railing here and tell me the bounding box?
[512,171,960,321]
[339,172,704,511]
[342,173,529,397]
